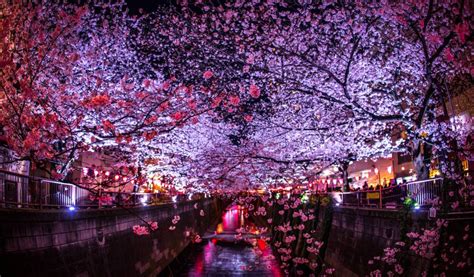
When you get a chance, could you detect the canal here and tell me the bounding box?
[161,205,282,276]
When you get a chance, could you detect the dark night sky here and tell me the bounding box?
[126,0,171,14]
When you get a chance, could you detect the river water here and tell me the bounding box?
[161,205,281,276]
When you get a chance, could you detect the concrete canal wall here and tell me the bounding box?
[0,198,225,277]
[322,207,430,276]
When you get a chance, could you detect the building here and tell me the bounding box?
[69,151,135,193]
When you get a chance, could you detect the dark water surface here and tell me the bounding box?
[161,205,281,276]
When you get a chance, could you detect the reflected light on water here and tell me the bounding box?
[187,205,281,276]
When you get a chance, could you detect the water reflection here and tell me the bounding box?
[183,205,281,276]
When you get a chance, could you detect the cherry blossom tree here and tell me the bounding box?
[134,0,472,185]
[0,2,211,184]
[1,0,473,192]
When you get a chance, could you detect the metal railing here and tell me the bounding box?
[330,178,444,209]
[0,169,190,210]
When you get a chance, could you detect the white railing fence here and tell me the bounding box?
[329,178,444,209]
[0,169,188,209]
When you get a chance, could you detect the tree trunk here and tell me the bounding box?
[412,139,431,180]
[340,161,350,191]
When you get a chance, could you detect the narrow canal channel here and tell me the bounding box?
[161,205,282,276]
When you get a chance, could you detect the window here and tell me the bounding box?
[397,152,412,164]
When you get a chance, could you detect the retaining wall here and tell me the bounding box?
[0,198,224,277]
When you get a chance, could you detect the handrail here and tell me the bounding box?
[0,168,58,181]
[0,169,199,210]
[400,178,443,186]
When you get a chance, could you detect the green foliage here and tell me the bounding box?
[403,196,416,209]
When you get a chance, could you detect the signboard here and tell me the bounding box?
[367,192,380,199]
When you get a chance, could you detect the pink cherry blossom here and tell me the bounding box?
[132,225,149,236]
[203,70,213,79]
[249,84,260,98]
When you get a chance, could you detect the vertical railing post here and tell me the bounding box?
[72,184,76,207]
[39,180,43,210]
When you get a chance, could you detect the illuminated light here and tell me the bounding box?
[335,203,340,206]
[257,239,266,251]
[332,192,343,204]
[387,166,392,174]
[414,204,420,210]
[216,223,223,234]
[301,193,309,203]
[374,168,379,175]
[105,171,110,176]
[140,195,148,205]
[114,175,120,181]
[82,168,88,175]
[94,170,99,176]
[172,196,177,203]
[68,206,76,211]
[429,169,441,178]
[401,166,405,171]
